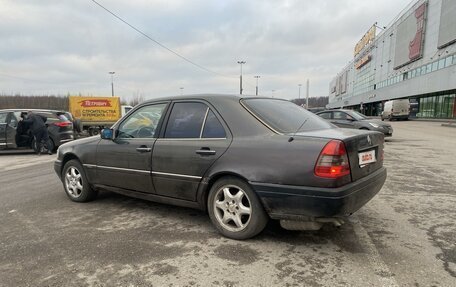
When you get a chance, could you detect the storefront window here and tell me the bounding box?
[418,94,456,118]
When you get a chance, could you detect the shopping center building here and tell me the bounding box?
[328,0,456,119]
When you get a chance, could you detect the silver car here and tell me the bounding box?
[316,109,393,137]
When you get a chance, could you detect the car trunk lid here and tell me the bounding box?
[293,128,384,182]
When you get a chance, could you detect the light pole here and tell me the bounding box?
[254,76,260,96]
[180,87,184,95]
[298,84,302,99]
[109,71,115,97]
[237,61,246,95]
[306,79,310,109]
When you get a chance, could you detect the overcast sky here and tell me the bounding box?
[0,0,413,102]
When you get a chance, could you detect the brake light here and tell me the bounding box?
[53,121,72,127]
[314,140,351,178]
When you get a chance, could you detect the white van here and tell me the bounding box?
[381,99,410,121]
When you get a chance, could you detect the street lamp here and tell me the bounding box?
[180,87,184,96]
[237,61,246,95]
[298,84,302,99]
[109,71,115,97]
[254,76,260,96]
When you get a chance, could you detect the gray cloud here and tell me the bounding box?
[0,0,411,101]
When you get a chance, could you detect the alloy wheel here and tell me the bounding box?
[213,185,252,232]
[65,166,83,198]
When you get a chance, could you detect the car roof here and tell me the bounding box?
[140,93,270,104]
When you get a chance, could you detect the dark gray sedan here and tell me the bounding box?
[54,95,386,239]
[316,109,393,137]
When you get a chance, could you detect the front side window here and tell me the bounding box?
[333,111,349,120]
[118,103,167,138]
[318,112,332,120]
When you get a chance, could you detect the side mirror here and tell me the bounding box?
[101,128,114,140]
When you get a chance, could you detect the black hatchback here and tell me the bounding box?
[0,109,74,152]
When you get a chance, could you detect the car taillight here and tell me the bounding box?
[314,140,351,178]
[53,121,72,127]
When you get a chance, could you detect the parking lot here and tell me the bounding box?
[0,121,455,287]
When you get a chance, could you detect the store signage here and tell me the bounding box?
[354,25,376,56]
[355,54,372,69]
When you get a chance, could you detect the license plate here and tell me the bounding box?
[359,150,376,166]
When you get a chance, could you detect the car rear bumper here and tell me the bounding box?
[251,167,386,220]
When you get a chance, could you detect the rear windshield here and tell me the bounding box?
[241,98,333,133]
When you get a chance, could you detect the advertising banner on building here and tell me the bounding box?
[438,0,456,49]
[394,2,427,69]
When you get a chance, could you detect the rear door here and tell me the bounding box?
[152,101,231,201]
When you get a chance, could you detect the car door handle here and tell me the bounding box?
[136,146,152,153]
[196,148,216,156]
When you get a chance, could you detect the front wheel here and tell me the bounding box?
[208,176,268,240]
[62,160,98,202]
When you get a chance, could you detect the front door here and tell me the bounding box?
[96,103,168,193]
[152,101,231,201]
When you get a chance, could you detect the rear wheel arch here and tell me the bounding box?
[200,172,251,211]
[206,174,268,239]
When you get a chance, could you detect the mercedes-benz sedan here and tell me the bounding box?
[54,95,386,239]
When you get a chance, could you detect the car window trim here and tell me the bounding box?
[199,107,210,138]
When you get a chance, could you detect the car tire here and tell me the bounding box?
[62,160,98,202]
[207,176,268,240]
[47,139,55,153]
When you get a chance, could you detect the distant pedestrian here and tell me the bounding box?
[22,111,52,155]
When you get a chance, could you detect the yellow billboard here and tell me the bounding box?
[354,25,376,56]
[69,96,121,122]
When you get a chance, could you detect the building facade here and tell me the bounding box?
[328,0,456,119]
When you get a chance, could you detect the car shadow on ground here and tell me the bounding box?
[92,190,356,247]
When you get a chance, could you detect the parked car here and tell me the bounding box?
[381,99,410,121]
[0,109,74,152]
[316,109,393,137]
[54,95,386,239]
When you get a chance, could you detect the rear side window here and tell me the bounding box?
[241,99,332,133]
[165,102,226,139]
[202,110,226,138]
[165,102,207,138]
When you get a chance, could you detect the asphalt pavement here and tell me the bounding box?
[0,121,455,286]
